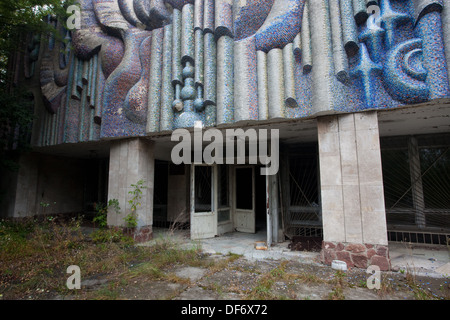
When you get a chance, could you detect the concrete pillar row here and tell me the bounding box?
[318,111,390,270]
[107,138,155,242]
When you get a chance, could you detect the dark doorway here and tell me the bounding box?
[83,158,108,217]
[235,167,253,210]
[255,167,267,232]
[153,160,169,228]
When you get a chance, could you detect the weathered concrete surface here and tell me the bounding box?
[436,263,450,277]
[133,229,450,300]
[147,228,450,278]
[142,257,420,300]
[0,153,86,218]
[173,287,221,300]
[107,138,155,236]
[118,280,187,300]
[318,112,387,246]
[173,267,207,282]
[389,242,450,278]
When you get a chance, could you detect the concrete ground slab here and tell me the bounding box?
[272,282,332,300]
[118,280,187,300]
[174,266,208,282]
[388,242,450,278]
[436,263,450,277]
[198,269,261,293]
[173,286,220,300]
[146,228,450,278]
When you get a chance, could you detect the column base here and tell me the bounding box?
[123,226,153,243]
[321,241,391,271]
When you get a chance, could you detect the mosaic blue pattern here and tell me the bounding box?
[415,10,450,99]
[254,0,304,52]
[30,0,450,146]
[350,43,383,108]
[234,0,274,41]
[350,0,449,108]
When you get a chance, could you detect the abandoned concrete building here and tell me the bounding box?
[2,0,450,271]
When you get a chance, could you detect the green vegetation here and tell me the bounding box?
[125,180,146,228]
[93,180,148,231]
[1,218,449,300]
[0,0,73,61]
[328,271,346,300]
[0,0,74,171]
[90,227,133,245]
[0,87,34,171]
[0,217,205,300]
[93,199,120,229]
[247,261,289,300]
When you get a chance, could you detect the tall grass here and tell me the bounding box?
[0,217,208,299]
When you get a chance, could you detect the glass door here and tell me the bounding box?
[190,164,217,239]
[234,166,255,233]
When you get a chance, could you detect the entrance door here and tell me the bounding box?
[190,164,217,239]
[234,166,255,233]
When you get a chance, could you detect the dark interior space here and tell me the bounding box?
[255,167,267,232]
[153,160,169,228]
[83,158,109,221]
[235,167,253,210]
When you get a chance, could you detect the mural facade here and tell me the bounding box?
[28,0,450,146]
[4,0,450,270]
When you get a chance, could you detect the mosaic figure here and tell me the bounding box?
[31,0,450,145]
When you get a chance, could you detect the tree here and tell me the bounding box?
[0,0,71,72]
[0,0,72,170]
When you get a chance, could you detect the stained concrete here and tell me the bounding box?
[0,153,88,219]
[173,266,207,282]
[317,113,388,246]
[149,228,319,262]
[45,227,445,300]
[389,242,450,278]
[107,138,155,228]
[173,286,221,300]
[147,228,450,279]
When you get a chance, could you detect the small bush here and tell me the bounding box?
[91,228,133,246]
[93,199,121,229]
[125,180,146,228]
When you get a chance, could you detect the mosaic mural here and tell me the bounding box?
[31,0,450,146]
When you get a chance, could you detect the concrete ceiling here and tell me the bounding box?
[32,100,450,161]
[378,100,450,137]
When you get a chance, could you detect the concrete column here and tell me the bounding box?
[266,174,272,247]
[0,153,85,219]
[12,154,39,218]
[318,112,390,270]
[107,138,155,242]
[408,136,426,229]
[0,154,39,218]
[270,172,279,243]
